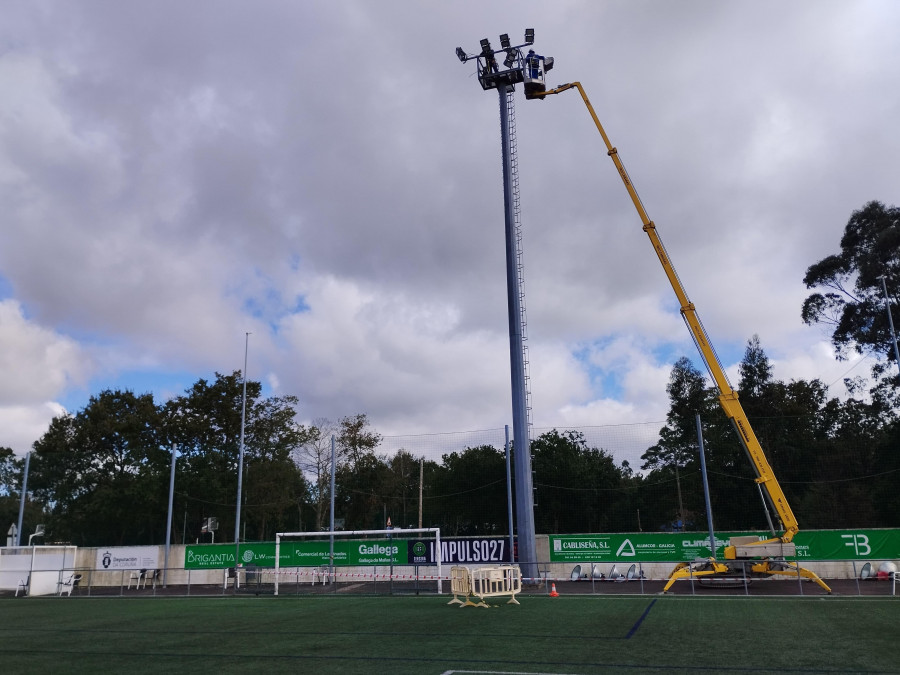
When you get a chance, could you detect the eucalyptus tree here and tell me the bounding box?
[802,200,900,408]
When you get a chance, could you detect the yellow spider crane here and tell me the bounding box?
[532,81,831,593]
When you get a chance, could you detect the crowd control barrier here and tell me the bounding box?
[447,565,521,607]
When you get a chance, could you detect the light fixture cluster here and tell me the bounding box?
[456,28,535,63]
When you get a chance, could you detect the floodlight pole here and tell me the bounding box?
[878,275,900,381]
[457,31,542,582]
[505,425,515,564]
[499,80,538,582]
[15,451,31,547]
[234,332,250,580]
[695,414,717,559]
[164,443,176,587]
[329,434,336,584]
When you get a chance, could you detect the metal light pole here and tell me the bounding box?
[505,425,514,564]
[234,332,250,578]
[329,434,336,584]
[164,443,176,587]
[695,415,717,559]
[878,275,900,381]
[456,31,552,582]
[16,451,31,546]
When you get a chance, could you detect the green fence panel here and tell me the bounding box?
[185,539,409,569]
[548,529,900,563]
[184,529,900,569]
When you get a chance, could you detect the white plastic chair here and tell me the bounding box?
[127,570,147,589]
[59,573,82,596]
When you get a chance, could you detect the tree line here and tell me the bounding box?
[1,201,898,545]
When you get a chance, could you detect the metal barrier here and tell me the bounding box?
[447,566,475,606]
[472,565,521,605]
[447,565,521,607]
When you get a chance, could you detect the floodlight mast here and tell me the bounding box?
[456,30,552,583]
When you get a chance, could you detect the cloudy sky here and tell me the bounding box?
[1,0,897,460]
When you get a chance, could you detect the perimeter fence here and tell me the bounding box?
[3,559,898,599]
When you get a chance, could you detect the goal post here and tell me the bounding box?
[274,527,442,596]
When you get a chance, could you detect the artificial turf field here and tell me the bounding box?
[0,595,898,674]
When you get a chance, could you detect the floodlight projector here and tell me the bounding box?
[455,29,552,96]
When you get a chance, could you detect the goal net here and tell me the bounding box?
[273,527,442,596]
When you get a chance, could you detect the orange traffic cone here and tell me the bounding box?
[549,582,559,597]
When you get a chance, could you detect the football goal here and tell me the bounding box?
[273,527,442,596]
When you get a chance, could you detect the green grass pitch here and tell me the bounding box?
[0,595,897,674]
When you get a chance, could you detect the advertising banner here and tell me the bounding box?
[794,529,900,560]
[184,543,290,570]
[406,537,512,565]
[349,540,407,565]
[549,529,900,563]
[96,546,159,570]
[185,530,900,569]
[185,539,410,570]
[280,540,350,567]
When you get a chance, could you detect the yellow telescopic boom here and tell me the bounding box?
[538,82,798,544]
[534,83,834,592]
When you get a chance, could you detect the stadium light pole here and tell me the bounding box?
[234,332,250,580]
[878,275,900,381]
[456,30,550,582]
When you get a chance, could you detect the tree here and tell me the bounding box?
[641,357,715,529]
[30,390,166,546]
[427,445,507,536]
[337,414,382,467]
[382,449,421,529]
[335,452,393,530]
[0,447,19,495]
[0,448,39,543]
[294,417,338,531]
[328,414,386,530]
[802,200,900,400]
[29,372,312,546]
[738,334,773,401]
[164,371,311,543]
[532,430,623,534]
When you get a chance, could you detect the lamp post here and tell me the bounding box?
[877,275,900,381]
